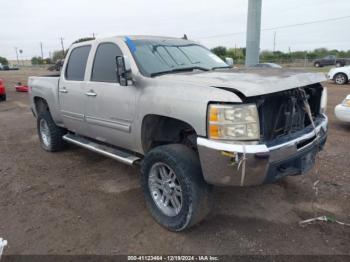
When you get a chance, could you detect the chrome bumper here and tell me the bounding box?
[197,114,328,186]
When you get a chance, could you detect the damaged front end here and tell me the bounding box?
[197,84,328,186]
[253,84,324,144]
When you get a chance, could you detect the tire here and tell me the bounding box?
[334,73,348,85]
[336,62,343,67]
[314,62,321,68]
[141,144,213,231]
[0,94,6,101]
[37,111,67,152]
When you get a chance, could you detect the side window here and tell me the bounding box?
[65,45,91,81]
[91,43,123,83]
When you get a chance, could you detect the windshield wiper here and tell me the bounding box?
[211,66,232,70]
[150,66,209,77]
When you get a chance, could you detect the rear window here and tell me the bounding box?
[65,45,91,81]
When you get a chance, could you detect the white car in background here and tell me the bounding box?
[327,66,350,85]
[335,94,350,122]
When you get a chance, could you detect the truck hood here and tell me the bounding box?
[159,69,326,97]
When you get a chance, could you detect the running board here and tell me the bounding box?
[63,134,141,165]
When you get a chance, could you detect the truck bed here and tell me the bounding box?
[28,75,63,125]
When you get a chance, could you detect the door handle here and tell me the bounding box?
[85,91,97,97]
[59,89,68,93]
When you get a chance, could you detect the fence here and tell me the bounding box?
[233,58,319,68]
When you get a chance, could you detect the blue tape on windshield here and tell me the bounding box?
[125,36,137,53]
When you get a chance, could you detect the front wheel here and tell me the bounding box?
[141,144,212,231]
[334,73,348,85]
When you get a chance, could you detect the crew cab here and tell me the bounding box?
[29,36,328,231]
[314,55,350,68]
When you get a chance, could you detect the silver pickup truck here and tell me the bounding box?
[29,35,328,231]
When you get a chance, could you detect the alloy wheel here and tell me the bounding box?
[335,74,346,85]
[40,118,51,147]
[148,162,183,217]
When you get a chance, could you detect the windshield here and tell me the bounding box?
[126,39,228,76]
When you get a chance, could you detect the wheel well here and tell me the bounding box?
[141,115,197,153]
[34,97,49,114]
[335,72,348,80]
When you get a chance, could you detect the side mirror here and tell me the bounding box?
[116,56,133,86]
[225,57,234,67]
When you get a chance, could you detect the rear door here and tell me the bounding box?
[59,45,91,136]
[85,42,137,149]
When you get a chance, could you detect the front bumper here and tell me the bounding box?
[335,104,350,123]
[197,114,328,186]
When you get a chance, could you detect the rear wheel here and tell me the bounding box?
[141,144,212,231]
[334,73,348,85]
[336,62,343,67]
[314,62,321,68]
[37,111,67,151]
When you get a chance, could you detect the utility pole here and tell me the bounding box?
[245,0,262,66]
[19,49,24,66]
[288,46,292,63]
[273,31,276,52]
[40,42,44,59]
[60,37,65,54]
[14,47,19,65]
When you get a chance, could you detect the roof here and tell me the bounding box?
[71,35,196,47]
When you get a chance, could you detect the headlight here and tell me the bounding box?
[320,87,328,114]
[208,104,260,140]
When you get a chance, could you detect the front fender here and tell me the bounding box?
[133,79,242,154]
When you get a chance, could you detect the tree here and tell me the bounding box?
[0,56,9,65]
[52,50,66,63]
[50,37,95,63]
[225,48,245,64]
[211,46,227,58]
[31,56,43,65]
[210,45,350,64]
[42,58,52,64]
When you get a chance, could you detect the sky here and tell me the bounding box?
[1,0,350,60]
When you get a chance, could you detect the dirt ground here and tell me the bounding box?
[0,68,349,256]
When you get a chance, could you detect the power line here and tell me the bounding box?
[263,15,350,31]
[196,15,350,40]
